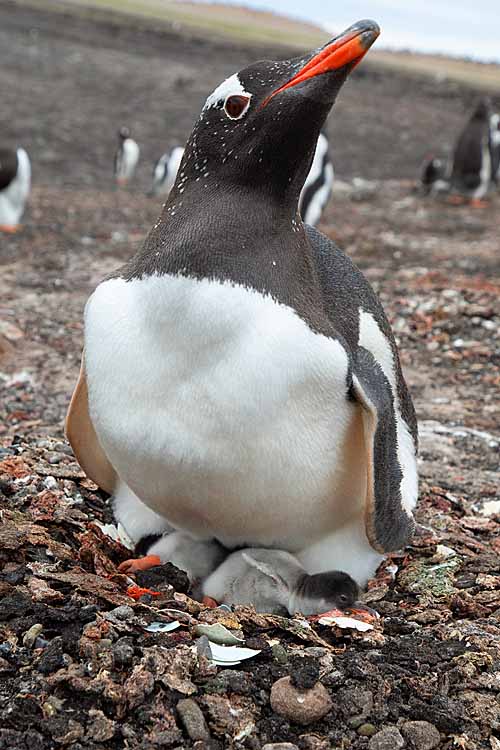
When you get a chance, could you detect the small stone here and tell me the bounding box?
[113,637,135,669]
[48,453,64,465]
[23,623,44,648]
[107,605,134,621]
[358,723,377,737]
[86,709,116,742]
[289,655,319,690]
[298,735,330,750]
[271,643,288,664]
[177,698,211,741]
[270,676,332,725]
[206,669,252,695]
[401,720,441,749]
[37,636,64,674]
[368,726,404,750]
[43,476,58,491]
[262,744,298,750]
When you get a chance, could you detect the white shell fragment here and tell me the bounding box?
[194,622,244,645]
[209,643,261,666]
[94,521,134,550]
[144,621,181,633]
[317,614,374,632]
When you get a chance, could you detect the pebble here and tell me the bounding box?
[43,476,58,490]
[177,698,211,742]
[113,637,135,669]
[271,643,288,664]
[36,636,64,674]
[107,605,134,621]
[262,744,298,750]
[358,723,377,736]
[48,453,65,465]
[368,726,405,750]
[270,676,332,725]
[289,655,319,689]
[23,623,44,648]
[401,720,441,749]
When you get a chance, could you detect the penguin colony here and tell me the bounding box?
[67,19,422,617]
[420,98,500,203]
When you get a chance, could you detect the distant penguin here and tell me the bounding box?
[489,113,500,186]
[0,147,31,233]
[114,127,139,186]
[450,99,492,202]
[420,155,448,195]
[150,146,185,196]
[202,548,359,615]
[299,131,334,225]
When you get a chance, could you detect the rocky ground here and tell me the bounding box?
[1,3,499,750]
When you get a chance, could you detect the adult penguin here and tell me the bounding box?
[449,99,492,205]
[0,147,31,232]
[67,20,418,591]
[114,127,139,186]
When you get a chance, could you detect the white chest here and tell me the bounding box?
[84,273,366,548]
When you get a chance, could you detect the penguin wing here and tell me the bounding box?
[66,354,117,494]
[305,225,418,553]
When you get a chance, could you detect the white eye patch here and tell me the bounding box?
[204,73,252,115]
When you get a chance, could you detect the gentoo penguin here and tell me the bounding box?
[419,155,448,196]
[150,146,185,196]
[0,147,31,232]
[298,130,334,225]
[114,127,140,186]
[449,99,492,204]
[489,113,500,186]
[202,548,359,615]
[67,20,418,596]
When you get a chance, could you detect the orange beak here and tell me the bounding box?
[261,20,380,109]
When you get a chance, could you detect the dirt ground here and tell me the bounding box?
[1,3,499,750]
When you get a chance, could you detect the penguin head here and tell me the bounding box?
[119,126,131,141]
[471,98,491,122]
[174,20,379,206]
[291,570,360,615]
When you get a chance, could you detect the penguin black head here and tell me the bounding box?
[172,21,379,208]
[294,570,360,615]
[471,98,491,122]
[119,126,131,141]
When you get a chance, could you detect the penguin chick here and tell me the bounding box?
[202,548,359,616]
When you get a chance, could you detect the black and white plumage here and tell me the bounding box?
[450,100,492,200]
[298,130,334,225]
[420,156,448,195]
[0,147,31,231]
[203,548,358,615]
[67,20,418,599]
[150,147,185,196]
[114,126,140,185]
[489,113,500,186]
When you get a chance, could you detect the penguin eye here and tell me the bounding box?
[224,95,250,120]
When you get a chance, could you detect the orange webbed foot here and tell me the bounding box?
[0,224,20,233]
[470,198,489,209]
[118,554,162,573]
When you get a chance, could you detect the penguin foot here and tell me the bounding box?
[0,224,20,233]
[142,532,228,583]
[118,554,161,573]
[470,198,489,209]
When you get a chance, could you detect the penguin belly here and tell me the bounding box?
[84,273,368,554]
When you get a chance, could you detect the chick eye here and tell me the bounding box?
[224,94,250,119]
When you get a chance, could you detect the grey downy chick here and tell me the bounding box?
[202,548,359,616]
